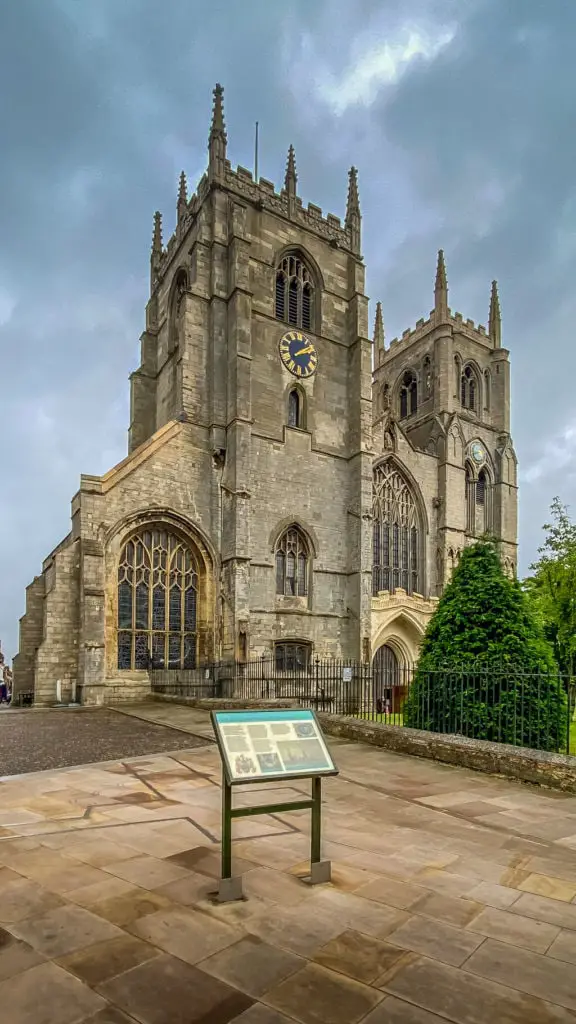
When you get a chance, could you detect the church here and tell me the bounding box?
[13,85,518,707]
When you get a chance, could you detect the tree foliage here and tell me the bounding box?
[403,539,568,752]
[523,497,576,677]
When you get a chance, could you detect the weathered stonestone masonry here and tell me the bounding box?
[318,714,576,795]
[14,85,518,705]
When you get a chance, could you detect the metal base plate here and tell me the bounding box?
[217,875,244,903]
[302,860,332,885]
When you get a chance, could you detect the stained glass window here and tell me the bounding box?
[117,528,199,670]
[372,462,421,596]
[275,527,309,597]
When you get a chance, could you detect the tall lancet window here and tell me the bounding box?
[399,371,418,418]
[466,464,475,534]
[275,251,315,330]
[476,468,492,535]
[372,462,421,596]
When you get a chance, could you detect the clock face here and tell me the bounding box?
[471,442,485,464]
[279,330,318,379]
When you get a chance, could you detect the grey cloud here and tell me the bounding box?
[363,0,576,564]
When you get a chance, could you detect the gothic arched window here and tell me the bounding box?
[275,526,310,597]
[423,355,432,397]
[461,365,478,411]
[476,469,486,508]
[399,371,418,419]
[275,252,315,330]
[117,528,199,671]
[465,463,475,534]
[476,468,492,534]
[169,268,188,353]
[454,355,462,399]
[484,369,491,411]
[372,462,421,595]
[287,388,303,429]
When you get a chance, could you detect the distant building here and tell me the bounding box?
[0,643,12,699]
[13,85,517,706]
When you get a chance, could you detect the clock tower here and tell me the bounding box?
[129,86,373,665]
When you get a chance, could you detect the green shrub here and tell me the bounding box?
[403,540,568,752]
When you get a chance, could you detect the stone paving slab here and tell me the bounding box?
[1,703,576,1021]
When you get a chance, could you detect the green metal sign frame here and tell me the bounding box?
[211,708,338,902]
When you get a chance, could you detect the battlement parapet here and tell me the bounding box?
[378,305,492,364]
[383,314,434,357]
[224,163,349,245]
[450,311,490,345]
[154,160,352,282]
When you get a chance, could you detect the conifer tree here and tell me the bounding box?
[403,540,568,752]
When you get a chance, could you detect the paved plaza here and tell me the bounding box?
[0,708,207,776]
[1,706,576,1022]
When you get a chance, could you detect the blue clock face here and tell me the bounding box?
[279,331,318,379]
[471,442,485,464]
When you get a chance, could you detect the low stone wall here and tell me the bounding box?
[318,713,576,794]
[149,693,576,793]
[150,694,297,711]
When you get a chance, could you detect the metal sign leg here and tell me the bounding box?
[309,776,331,884]
[218,771,243,902]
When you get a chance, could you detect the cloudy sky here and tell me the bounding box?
[1,0,575,658]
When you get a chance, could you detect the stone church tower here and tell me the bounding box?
[13,85,517,706]
[370,251,517,674]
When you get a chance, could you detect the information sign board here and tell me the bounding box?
[211,708,337,785]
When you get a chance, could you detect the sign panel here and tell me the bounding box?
[211,709,338,785]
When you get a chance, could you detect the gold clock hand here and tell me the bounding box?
[294,345,313,356]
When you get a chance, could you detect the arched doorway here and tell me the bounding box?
[373,644,407,716]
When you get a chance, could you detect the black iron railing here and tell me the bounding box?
[150,658,576,755]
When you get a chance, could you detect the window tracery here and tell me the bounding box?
[399,370,418,418]
[275,252,314,330]
[466,464,492,536]
[372,462,421,595]
[275,526,309,597]
[117,528,198,670]
[274,641,311,672]
[461,365,478,411]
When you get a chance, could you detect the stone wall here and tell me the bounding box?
[12,574,45,698]
[147,694,576,793]
[318,713,576,794]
